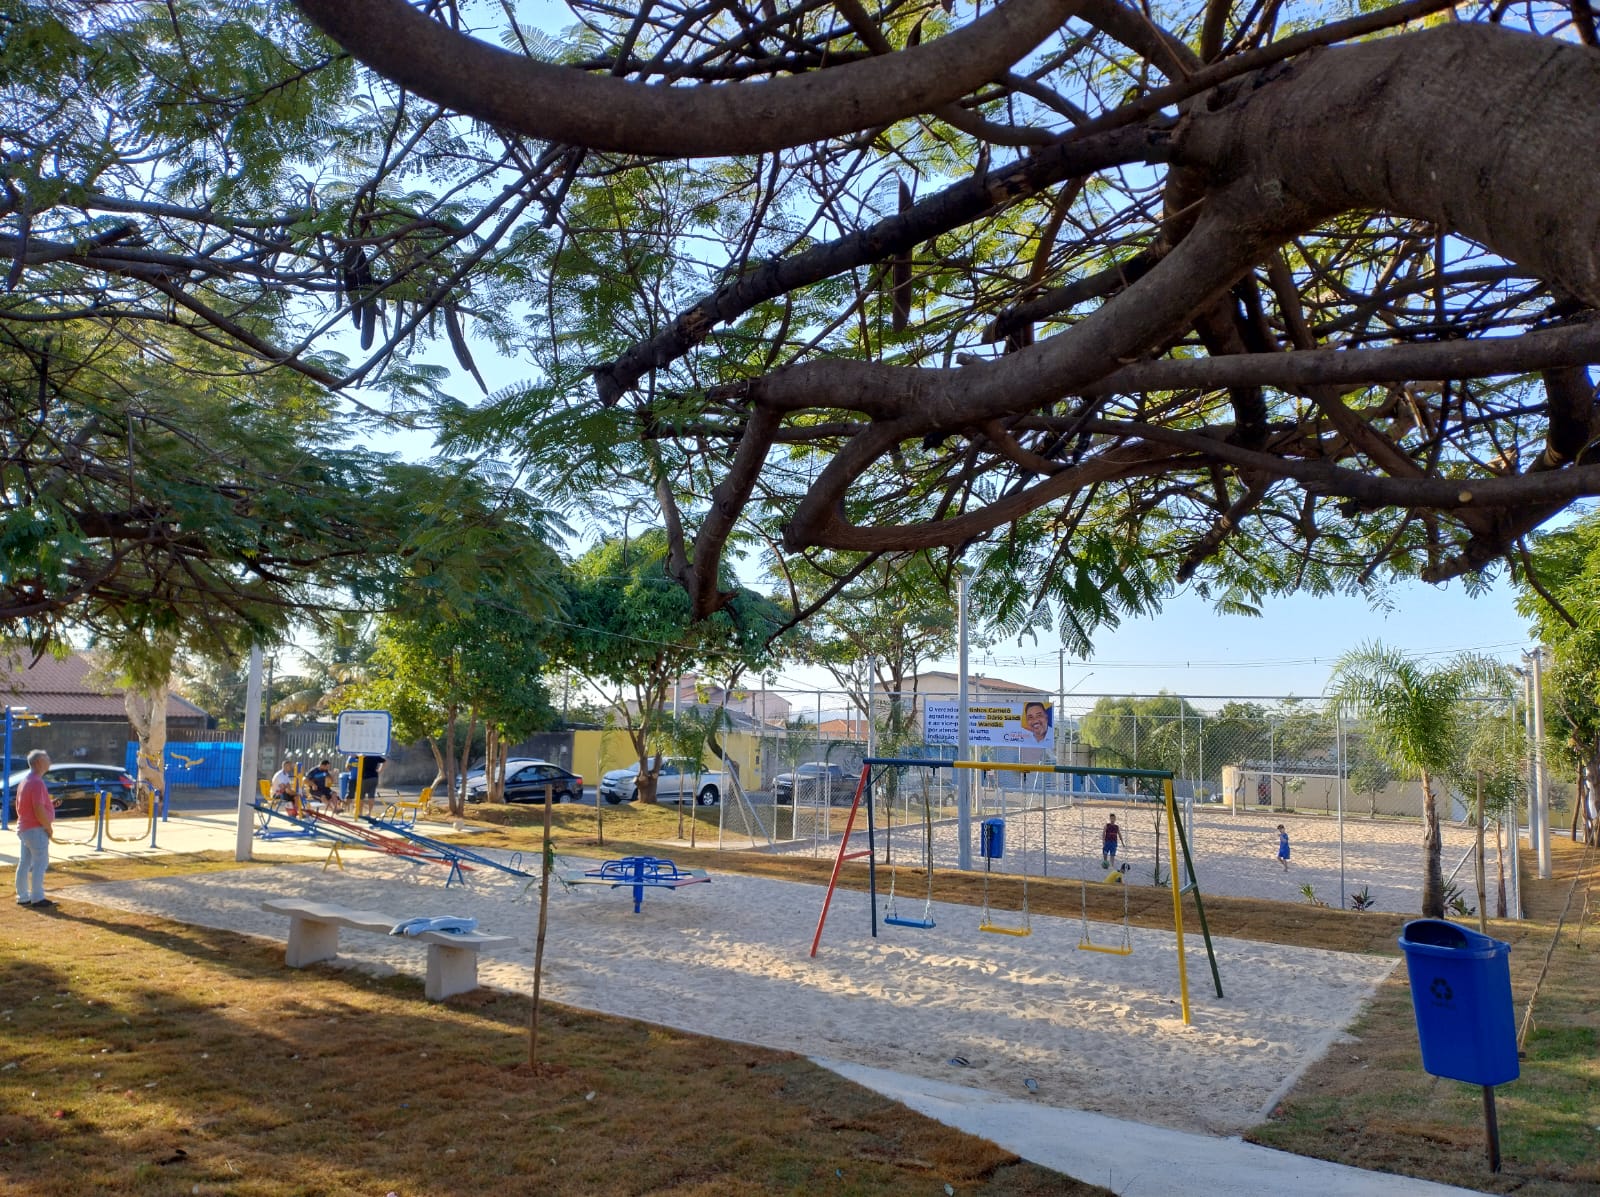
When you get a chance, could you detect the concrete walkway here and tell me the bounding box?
[818,1061,1490,1196]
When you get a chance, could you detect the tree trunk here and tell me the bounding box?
[1494,818,1508,919]
[442,710,458,818]
[486,725,505,802]
[124,682,168,810]
[529,783,554,1067]
[1421,769,1444,918]
[453,708,478,815]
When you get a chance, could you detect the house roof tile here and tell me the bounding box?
[1,652,209,721]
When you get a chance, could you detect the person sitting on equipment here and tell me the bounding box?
[270,763,299,815]
[304,759,337,809]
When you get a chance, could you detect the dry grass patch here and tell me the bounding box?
[0,876,1105,1197]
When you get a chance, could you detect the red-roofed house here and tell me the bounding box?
[2,651,209,764]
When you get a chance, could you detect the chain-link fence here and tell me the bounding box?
[716,692,1524,853]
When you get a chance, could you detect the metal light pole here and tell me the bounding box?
[3,705,29,832]
[235,644,264,861]
[1530,647,1551,880]
[956,573,971,870]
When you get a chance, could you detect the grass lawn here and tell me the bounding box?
[4,797,1596,1194]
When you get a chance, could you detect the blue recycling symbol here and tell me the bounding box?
[1430,977,1453,1002]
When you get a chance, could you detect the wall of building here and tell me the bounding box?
[6,718,207,772]
[1221,765,1469,820]
[570,729,763,790]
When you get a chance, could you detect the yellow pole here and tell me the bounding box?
[1164,778,1192,1025]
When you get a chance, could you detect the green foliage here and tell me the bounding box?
[1076,692,1207,775]
[1328,643,1509,785]
[777,552,954,747]
[1328,640,1510,915]
[1515,520,1600,841]
[554,529,785,790]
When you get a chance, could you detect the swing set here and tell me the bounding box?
[810,758,1223,1025]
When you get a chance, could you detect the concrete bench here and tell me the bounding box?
[260,898,514,1000]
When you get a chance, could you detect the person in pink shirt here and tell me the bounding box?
[13,749,55,907]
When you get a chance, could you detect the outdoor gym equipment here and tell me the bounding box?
[48,793,106,847]
[251,802,474,885]
[812,758,1224,1026]
[364,812,533,885]
[561,856,710,912]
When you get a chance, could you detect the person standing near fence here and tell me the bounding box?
[1100,813,1123,870]
[1277,824,1291,872]
[13,749,55,907]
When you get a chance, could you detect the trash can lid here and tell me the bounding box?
[1398,918,1507,959]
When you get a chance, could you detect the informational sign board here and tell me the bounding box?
[924,700,1053,750]
[336,709,392,756]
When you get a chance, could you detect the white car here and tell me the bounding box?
[597,759,722,806]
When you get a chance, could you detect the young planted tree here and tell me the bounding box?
[1345,738,1397,820]
[1451,706,1526,926]
[557,530,785,803]
[1328,643,1510,918]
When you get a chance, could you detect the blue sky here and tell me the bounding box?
[764,576,1532,708]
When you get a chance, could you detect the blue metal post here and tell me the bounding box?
[94,789,107,852]
[2,708,13,832]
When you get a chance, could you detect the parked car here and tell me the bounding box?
[598,760,722,806]
[772,762,853,805]
[6,763,135,819]
[465,759,584,803]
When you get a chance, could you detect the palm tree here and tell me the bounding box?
[1328,642,1510,918]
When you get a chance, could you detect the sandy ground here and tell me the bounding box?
[760,801,1493,915]
[61,850,1395,1137]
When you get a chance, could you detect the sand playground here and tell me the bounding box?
[53,806,1490,1140]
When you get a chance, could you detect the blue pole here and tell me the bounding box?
[2,709,13,832]
[95,789,106,853]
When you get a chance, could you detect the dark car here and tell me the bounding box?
[773,762,852,805]
[466,760,584,804]
[6,763,135,819]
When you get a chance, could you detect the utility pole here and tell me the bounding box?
[234,644,263,861]
[957,573,971,870]
[1057,648,1065,768]
[1531,647,1551,879]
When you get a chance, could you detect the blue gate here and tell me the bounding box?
[125,741,243,788]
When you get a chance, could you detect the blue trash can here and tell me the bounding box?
[980,817,1005,860]
[1397,919,1518,1087]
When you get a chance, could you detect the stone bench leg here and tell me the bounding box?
[425,943,481,1000]
[284,917,341,967]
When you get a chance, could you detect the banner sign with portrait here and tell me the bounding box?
[923,700,1053,749]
